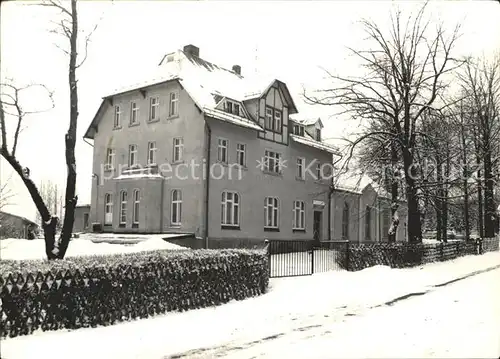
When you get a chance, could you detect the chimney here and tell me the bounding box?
[183,44,199,57]
[232,65,241,75]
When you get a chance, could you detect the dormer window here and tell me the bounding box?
[224,100,242,116]
[264,106,282,133]
[293,124,305,136]
[315,128,321,141]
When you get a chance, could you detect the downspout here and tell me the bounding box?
[204,121,212,249]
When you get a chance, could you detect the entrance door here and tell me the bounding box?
[313,211,322,246]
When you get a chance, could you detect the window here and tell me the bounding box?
[264,197,279,229]
[293,200,305,230]
[218,138,228,164]
[264,106,282,132]
[265,107,273,130]
[128,144,138,167]
[173,138,183,162]
[171,190,182,225]
[233,103,240,116]
[150,97,159,121]
[236,143,246,167]
[315,128,321,141]
[316,162,321,180]
[169,91,179,117]
[296,157,305,179]
[105,148,115,170]
[264,150,281,174]
[133,190,140,225]
[221,191,240,227]
[293,124,305,136]
[114,105,121,128]
[274,110,282,132]
[83,213,89,229]
[365,206,371,240]
[225,101,233,114]
[147,141,157,166]
[382,206,390,241]
[104,193,113,225]
[119,191,127,226]
[342,202,349,240]
[130,101,139,125]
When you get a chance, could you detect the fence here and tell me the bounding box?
[266,239,349,278]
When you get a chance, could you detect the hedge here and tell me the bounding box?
[0,248,269,339]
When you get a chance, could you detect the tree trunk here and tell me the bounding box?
[57,0,79,259]
[402,147,422,243]
[483,124,496,238]
[0,148,58,259]
[477,158,484,238]
[461,128,470,241]
[388,142,399,242]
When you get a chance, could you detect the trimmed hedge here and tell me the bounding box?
[0,248,269,338]
[344,239,493,271]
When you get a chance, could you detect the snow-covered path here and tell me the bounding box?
[179,267,500,359]
[1,252,499,359]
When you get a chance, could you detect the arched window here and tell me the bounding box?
[221,191,240,227]
[171,190,182,225]
[133,190,140,226]
[119,191,128,226]
[264,197,280,229]
[365,205,371,240]
[342,202,349,240]
[104,193,113,225]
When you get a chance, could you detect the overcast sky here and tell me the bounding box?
[1,0,499,221]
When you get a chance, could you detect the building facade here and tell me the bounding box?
[84,44,407,243]
[73,205,91,233]
[0,211,39,239]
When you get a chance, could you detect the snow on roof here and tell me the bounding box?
[203,107,264,131]
[290,134,341,156]
[335,171,374,194]
[0,210,38,226]
[290,116,322,127]
[85,48,298,139]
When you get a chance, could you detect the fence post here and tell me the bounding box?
[264,239,270,273]
[311,242,315,274]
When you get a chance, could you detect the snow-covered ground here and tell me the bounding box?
[0,234,185,261]
[1,251,499,359]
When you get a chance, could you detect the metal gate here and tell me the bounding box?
[266,239,349,278]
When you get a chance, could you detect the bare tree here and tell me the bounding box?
[1,0,92,259]
[0,172,16,211]
[459,56,500,238]
[304,4,462,242]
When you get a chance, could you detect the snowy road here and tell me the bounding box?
[172,267,500,359]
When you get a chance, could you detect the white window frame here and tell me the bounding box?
[293,200,306,230]
[236,143,246,167]
[130,101,139,125]
[233,103,240,116]
[169,91,179,117]
[264,150,281,174]
[119,191,127,225]
[274,110,282,132]
[265,107,273,130]
[171,189,182,226]
[293,124,305,136]
[225,101,233,114]
[133,189,140,225]
[315,128,321,141]
[114,105,121,128]
[105,148,115,170]
[104,193,113,225]
[150,96,159,121]
[316,162,321,180]
[365,205,372,240]
[296,157,305,179]
[147,141,157,166]
[129,144,138,167]
[221,191,240,227]
[218,138,228,164]
[173,137,184,162]
[264,197,280,229]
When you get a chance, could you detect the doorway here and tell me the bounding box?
[313,210,322,245]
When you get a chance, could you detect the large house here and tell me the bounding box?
[0,211,39,239]
[84,44,407,244]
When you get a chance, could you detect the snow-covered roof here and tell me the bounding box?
[84,47,298,139]
[0,210,38,226]
[290,134,340,156]
[203,107,264,131]
[290,116,323,128]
